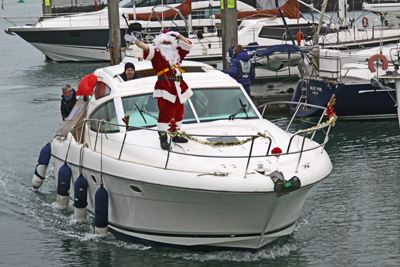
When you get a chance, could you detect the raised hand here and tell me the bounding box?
[124,33,137,43]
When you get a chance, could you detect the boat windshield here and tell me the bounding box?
[120,88,258,128]
[187,88,258,122]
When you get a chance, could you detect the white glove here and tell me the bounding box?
[167,31,179,38]
[124,33,137,43]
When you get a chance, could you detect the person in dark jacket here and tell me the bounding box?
[120,62,141,81]
[222,44,255,96]
[60,84,77,121]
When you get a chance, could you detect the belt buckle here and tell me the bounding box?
[176,75,182,83]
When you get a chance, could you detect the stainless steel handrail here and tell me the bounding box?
[62,114,334,176]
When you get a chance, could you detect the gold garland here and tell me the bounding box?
[163,114,337,146]
[299,114,338,135]
[166,130,268,147]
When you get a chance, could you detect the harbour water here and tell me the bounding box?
[1,1,400,266]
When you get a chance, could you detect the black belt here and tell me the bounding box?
[158,75,182,82]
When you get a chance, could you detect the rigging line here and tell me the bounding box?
[100,119,104,186]
[79,144,86,175]
[386,89,397,105]
[64,132,74,163]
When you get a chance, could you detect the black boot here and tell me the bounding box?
[172,135,188,143]
[158,131,170,150]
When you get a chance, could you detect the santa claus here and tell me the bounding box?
[124,31,193,150]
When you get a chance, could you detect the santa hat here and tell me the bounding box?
[154,30,178,48]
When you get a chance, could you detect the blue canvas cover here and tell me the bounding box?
[228,43,301,59]
[256,44,301,57]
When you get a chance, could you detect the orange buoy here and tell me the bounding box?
[368,54,389,73]
[297,32,301,46]
[362,17,368,28]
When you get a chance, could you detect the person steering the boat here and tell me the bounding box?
[120,62,141,81]
[222,44,255,96]
[124,30,193,150]
[60,84,77,121]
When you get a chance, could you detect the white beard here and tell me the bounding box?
[158,44,180,66]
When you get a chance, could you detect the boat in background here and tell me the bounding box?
[363,1,400,13]
[2,0,355,62]
[35,58,335,250]
[4,0,257,61]
[290,48,399,120]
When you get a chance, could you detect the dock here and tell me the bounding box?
[251,89,293,113]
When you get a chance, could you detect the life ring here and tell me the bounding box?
[362,17,368,28]
[368,54,388,73]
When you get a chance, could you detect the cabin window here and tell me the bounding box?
[89,100,120,133]
[258,26,299,40]
[192,7,221,20]
[94,81,111,100]
[121,0,187,8]
[189,88,258,122]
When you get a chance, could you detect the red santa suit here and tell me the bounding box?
[143,35,193,131]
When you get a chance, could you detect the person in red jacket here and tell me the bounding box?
[124,30,193,150]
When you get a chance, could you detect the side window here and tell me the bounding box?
[89,100,119,133]
[94,81,111,100]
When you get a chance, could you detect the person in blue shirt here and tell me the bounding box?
[222,44,255,96]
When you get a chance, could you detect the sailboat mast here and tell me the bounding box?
[338,0,348,28]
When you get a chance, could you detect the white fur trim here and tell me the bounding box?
[179,40,193,52]
[153,89,177,103]
[144,45,155,61]
[157,122,170,131]
[176,121,182,128]
[179,87,193,103]
[154,34,178,48]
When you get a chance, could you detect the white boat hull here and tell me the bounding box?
[50,119,332,249]
[51,140,320,249]
[30,42,111,62]
[363,2,400,12]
